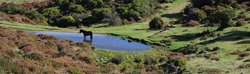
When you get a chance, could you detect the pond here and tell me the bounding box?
[25,30,152,52]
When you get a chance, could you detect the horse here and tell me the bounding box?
[79,29,93,39]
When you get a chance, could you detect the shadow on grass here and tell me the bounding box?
[161,12,184,20]
[199,31,250,45]
[170,33,200,41]
[236,40,250,44]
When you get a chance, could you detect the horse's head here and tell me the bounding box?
[79,29,83,33]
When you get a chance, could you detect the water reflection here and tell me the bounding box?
[23,30,152,52]
[83,38,92,44]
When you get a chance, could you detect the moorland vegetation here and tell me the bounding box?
[1,0,250,73]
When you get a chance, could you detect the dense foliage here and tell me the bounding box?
[149,17,165,30]
[182,0,246,30]
[209,7,235,31]
[0,0,161,27]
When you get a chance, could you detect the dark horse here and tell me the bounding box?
[79,29,93,39]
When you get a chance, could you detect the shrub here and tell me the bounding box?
[237,64,250,69]
[185,7,207,21]
[0,2,26,14]
[57,43,75,53]
[145,65,159,72]
[110,55,124,64]
[122,19,129,25]
[180,44,201,54]
[227,50,242,55]
[41,7,60,19]
[196,9,207,21]
[91,8,111,21]
[85,0,104,10]
[0,58,20,73]
[239,52,250,57]
[66,67,83,74]
[75,42,91,49]
[210,57,220,61]
[236,21,245,27]
[168,52,186,61]
[134,56,143,63]
[209,7,235,31]
[149,17,164,30]
[181,20,200,27]
[56,16,76,27]
[121,36,126,40]
[101,18,109,23]
[144,55,158,65]
[248,7,250,11]
[24,11,47,23]
[24,52,44,60]
[108,12,123,26]
[244,59,250,62]
[246,47,250,51]
[236,57,244,60]
[77,54,96,66]
[128,39,133,43]
[100,63,118,73]
[60,38,74,45]
[212,46,220,51]
[238,14,247,19]
[68,4,85,13]
[134,63,145,70]
[129,69,142,74]
[240,11,246,14]
[172,59,186,66]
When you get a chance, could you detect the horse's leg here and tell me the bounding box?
[90,33,93,39]
[84,34,86,38]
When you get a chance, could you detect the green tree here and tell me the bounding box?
[85,0,104,10]
[91,8,111,21]
[149,17,164,30]
[41,7,60,23]
[108,12,123,26]
[0,2,26,14]
[209,6,235,31]
[56,16,75,27]
[68,4,85,13]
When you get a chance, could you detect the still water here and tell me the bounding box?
[25,30,152,52]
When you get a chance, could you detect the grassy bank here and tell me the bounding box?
[0,21,78,32]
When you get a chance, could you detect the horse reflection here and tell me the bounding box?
[83,38,92,44]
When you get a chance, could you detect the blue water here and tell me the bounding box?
[25,30,152,52]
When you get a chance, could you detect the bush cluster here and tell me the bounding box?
[110,55,124,65]
[0,25,102,73]
[149,17,164,30]
[1,0,159,27]
[180,44,202,54]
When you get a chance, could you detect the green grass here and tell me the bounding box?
[0,0,47,4]
[0,21,79,32]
